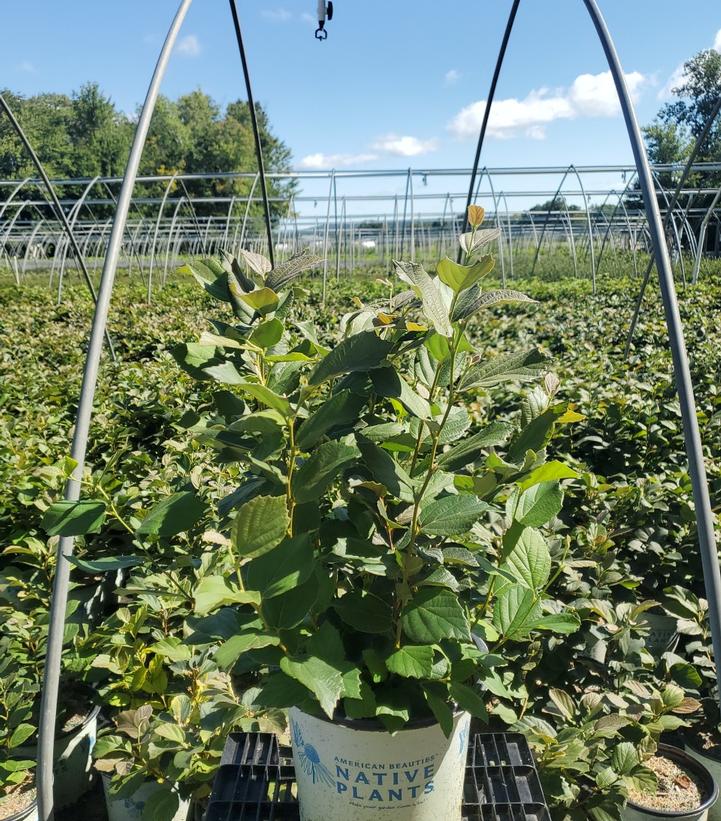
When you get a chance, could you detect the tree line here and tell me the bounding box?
[0,82,295,217]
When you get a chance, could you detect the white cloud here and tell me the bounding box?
[299,152,379,169]
[301,12,316,24]
[714,27,721,52]
[16,60,36,73]
[444,69,461,85]
[176,34,201,57]
[449,70,647,140]
[371,134,439,157]
[262,8,293,22]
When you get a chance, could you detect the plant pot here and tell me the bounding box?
[101,775,191,821]
[623,744,718,821]
[0,789,38,821]
[288,706,471,821]
[17,705,100,810]
[685,731,721,821]
[638,612,679,655]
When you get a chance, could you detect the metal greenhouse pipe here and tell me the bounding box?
[583,0,721,706]
[36,3,193,819]
[458,0,521,262]
[228,0,275,268]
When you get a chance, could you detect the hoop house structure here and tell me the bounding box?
[1,2,714,819]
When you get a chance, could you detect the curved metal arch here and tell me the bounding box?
[459,0,521,261]
[581,0,721,707]
[147,172,179,297]
[36,4,193,818]
[567,164,596,291]
[595,172,639,272]
[472,166,506,284]
[0,174,32,222]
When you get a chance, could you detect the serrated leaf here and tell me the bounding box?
[402,589,470,643]
[294,439,360,503]
[42,499,106,537]
[238,248,272,276]
[502,527,551,590]
[232,495,289,558]
[386,646,434,679]
[214,633,280,669]
[194,576,260,615]
[137,492,206,537]
[238,382,291,417]
[393,260,453,337]
[418,495,489,536]
[266,248,324,291]
[335,591,394,634]
[280,655,343,718]
[492,585,540,640]
[239,287,279,316]
[514,482,564,527]
[449,682,487,720]
[249,318,283,349]
[308,331,392,385]
[460,349,546,391]
[518,461,579,490]
[436,256,494,293]
[296,390,364,450]
[245,534,314,598]
[437,421,514,470]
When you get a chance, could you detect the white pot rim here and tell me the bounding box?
[293,705,466,733]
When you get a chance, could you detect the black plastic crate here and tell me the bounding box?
[205,731,550,820]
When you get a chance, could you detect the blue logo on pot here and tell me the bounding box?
[291,718,334,787]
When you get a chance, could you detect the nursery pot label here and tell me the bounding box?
[289,707,470,821]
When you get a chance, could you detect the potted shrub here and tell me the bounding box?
[93,652,279,821]
[0,653,37,821]
[684,698,721,821]
[159,207,580,820]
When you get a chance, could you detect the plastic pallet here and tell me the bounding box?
[205,731,550,821]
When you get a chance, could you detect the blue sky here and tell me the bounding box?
[2,1,720,214]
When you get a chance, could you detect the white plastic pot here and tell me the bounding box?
[101,776,191,821]
[685,734,721,821]
[17,705,99,810]
[623,744,718,821]
[288,706,471,821]
[0,795,38,821]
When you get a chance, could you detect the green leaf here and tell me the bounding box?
[42,499,106,537]
[402,589,471,643]
[214,633,280,669]
[238,383,291,418]
[468,289,536,309]
[280,656,344,718]
[137,491,206,537]
[418,495,488,536]
[141,785,180,821]
[502,527,551,590]
[518,461,579,490]
[611,742,639,775]
[249,318,284,348]
[514,482,564,527]
[239,287,279,315]
[194,576,260,615]
[492,585,540,640]
[296,390,364,450]
[436,256,494,293]
[394,260,453,337]
[423,686,453,736]
[356,435,414,502]
[293,439,360,503]
[154,723,185,744]
[530,613,580,634]
[66,555,144,574]
[459,349,546,391]
[308,331,392,385]
[266,248,324,291]
[232,495,289,559]
[256,671,315,710]
[245,534,314,598]
[9,724,35,748]
[449,682,487,720]
[149,637,192,662]
[335,591,393,634]
[386,646,434,679]
[261,576,318,629]
[507,406,565,463]
[437,421,514,471]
